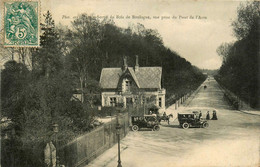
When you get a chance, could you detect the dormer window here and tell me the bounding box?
[125,80,131,91]
[122,78,132,92]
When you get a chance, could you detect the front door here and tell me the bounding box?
[126,97,133,107]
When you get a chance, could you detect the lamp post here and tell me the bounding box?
[116,115,122,167]
[52,123,59,167]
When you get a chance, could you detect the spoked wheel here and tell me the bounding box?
[202,122,209,128]
[182,122,190,129]
[132,125,139,131]
[153,125,160,131]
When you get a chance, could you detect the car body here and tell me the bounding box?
[178,113,209,129]
[131,115,160,131]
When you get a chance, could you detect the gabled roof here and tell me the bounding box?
[99,67,162,89]
[128,68,140,88]
[99,68,123,89]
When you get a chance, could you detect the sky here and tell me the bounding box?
[2,0,243,70]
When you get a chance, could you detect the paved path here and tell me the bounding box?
[87,79,260,167]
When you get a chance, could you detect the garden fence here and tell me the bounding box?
[58,112,129,167]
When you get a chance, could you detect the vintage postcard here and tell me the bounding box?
[0,0,259,167]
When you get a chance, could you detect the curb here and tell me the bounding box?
[237,110,260,116]
[215,80,260,116]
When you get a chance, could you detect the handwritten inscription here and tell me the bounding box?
[61,14,207,21]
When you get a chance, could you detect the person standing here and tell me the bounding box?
[199,111,202,119]
[206,111,210,120]
[212,110,218,120]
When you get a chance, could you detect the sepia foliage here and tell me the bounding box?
[216,42,234,63]
[216,1,260,108]
[232,1,260,40]
[1,11,206,167]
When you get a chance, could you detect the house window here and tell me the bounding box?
[159,97,162,107]
[142,97,145,104]
[110,97,116,106]
[134,97,138,104]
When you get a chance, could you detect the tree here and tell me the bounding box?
[217,1,260,108]
[1,61,29,125]
[216,42,234,63]
[232,1,260,39]
[66,14,103,103]
[32,11,63,77]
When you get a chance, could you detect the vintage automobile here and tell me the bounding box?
[178,112,209,129]
[131,115,160,131]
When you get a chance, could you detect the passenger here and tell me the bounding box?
[149,110,152,115]
[206,111,210,120]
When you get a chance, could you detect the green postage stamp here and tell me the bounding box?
[3,1,40,47]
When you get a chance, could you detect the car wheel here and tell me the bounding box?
[153,125,160,131]
[182,123,189,129]
[203,122,209,128]
[132,125,139,131]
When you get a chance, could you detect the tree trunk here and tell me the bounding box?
[31,52,34,71]
[80,76,84,103]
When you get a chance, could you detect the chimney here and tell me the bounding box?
[122,56,128,71]
[135,55,139,72]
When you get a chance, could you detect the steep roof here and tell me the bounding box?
[99,67,162,89]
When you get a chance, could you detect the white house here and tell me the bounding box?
[99,56,166,111]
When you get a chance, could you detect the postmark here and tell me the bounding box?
[3,0,40,47]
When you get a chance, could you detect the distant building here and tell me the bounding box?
[99,56,166,110]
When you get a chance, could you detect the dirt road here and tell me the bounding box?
[88,79,260,167]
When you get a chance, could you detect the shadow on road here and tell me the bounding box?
[133,128,154,131]
[162,124,212,129]
[161,124,180,128]
[236,122,260,128]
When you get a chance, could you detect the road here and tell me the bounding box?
[88,79,260,167]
